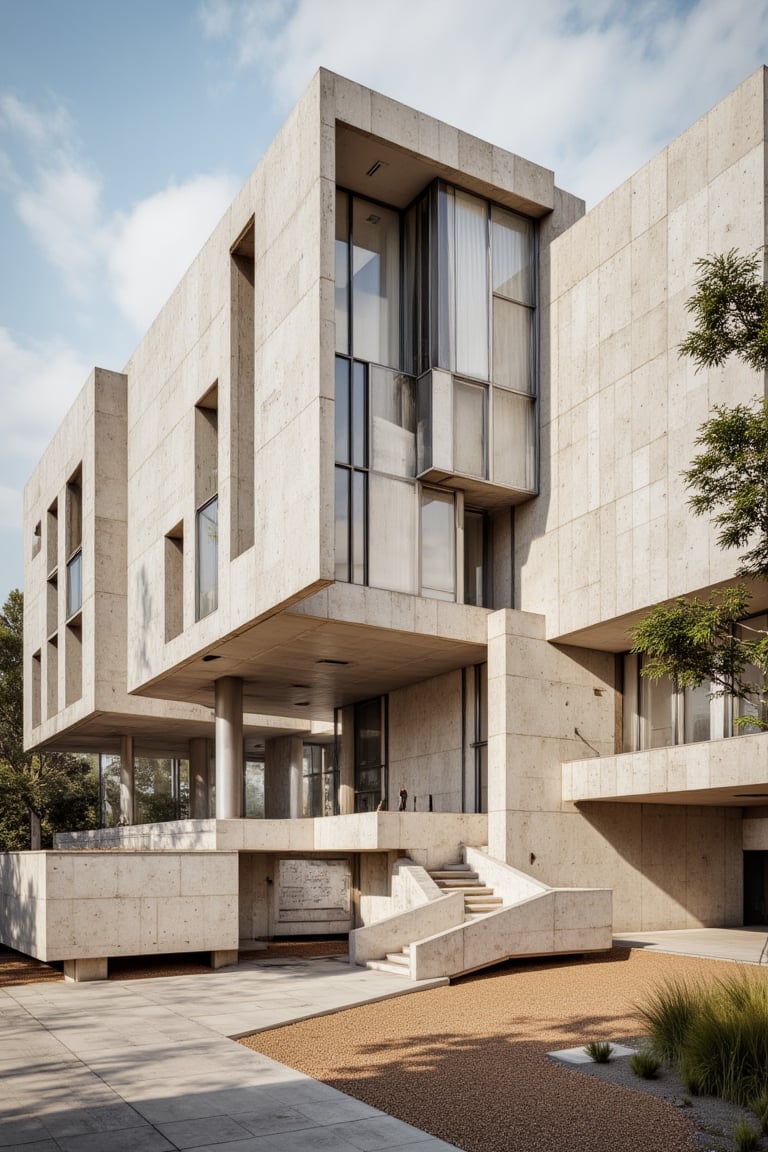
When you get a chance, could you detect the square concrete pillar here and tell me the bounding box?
[211,949,239,969]
[63,957,108,982]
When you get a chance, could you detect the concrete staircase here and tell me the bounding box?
[365,860,502,975]
[428,862,503,921]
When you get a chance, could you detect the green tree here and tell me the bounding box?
[0,590,98,849]
[631,250,768,728]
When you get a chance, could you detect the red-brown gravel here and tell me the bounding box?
[240,949,755,1152]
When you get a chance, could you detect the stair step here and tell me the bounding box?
[385,952,410,967]
[430,870,479,881]
[433,880,486,889]
[438,885,496,896]
[366,958,411,976]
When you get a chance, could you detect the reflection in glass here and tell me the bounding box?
[464,511,485,607]
[420,489,455,601]
[493,297,533,393]
[66,549,82,617]
[735,614,768,731]
[369,474,417,594]
[196,497,219,619]
[352,361,367,467]
[335,190,349,355]
[334,468,349,582]
[352,471,366,585]
[492,206,534,304]
[335,357,350,463]
[642,674,674,748]
[453,380,486,478]
[352,198,400,368]
[371,367,416,477]
[493,389,535,490]
[355,697,384,812]
[684,682,711,743]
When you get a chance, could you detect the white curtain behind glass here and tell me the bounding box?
[454,191,489,380]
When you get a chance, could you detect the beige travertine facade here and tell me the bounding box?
[8,67,768,977]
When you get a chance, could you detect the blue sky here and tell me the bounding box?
[2,0,768,597]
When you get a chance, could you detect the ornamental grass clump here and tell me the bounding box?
[629,1049,661,1079]
[583,1040,613,1063]
[734,1120,760,1152]
[637,972,768,1108]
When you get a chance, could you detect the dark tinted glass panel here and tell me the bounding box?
[335,357,350,463]
[464,511,485,606]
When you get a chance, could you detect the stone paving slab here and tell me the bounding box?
[613,927,768,964]
[0,957,459,1151]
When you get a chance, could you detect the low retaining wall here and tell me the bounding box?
[0,850,239,963]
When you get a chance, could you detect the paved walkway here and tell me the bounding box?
[613,926,768,964]
[0,956,458,1151]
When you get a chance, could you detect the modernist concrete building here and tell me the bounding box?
[4,66,768,979]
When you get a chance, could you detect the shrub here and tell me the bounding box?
[629,1049,661,1079]
[751,1086,768,1135]
[734,1120,759,1152]
[584,1041,613,1063]
[637,972,768,1108]
[636,978,704,1063]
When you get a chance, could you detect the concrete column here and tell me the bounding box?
[215,677,243,818]
[264,735,303,819]
[189,737,210,819]
[338,705,355,815]
[63,957,108,982]
[119,735,134,825]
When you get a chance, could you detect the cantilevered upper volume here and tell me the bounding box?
[14,69,768,979]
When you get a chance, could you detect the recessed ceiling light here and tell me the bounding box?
[296,701,310,707]
[202,654,221,662]
[316,658,349,666]
[365,160,385,177]
[735,792,768,797]
[291,683,310,689]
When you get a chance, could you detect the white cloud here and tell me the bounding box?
[109,173,240,331]
[212,0,768,206]
[0,328,90,465]
[1,94,238,333]
[16,163,104,296]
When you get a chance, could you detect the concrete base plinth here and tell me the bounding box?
[211,949,239,969]
[63,957,108,982]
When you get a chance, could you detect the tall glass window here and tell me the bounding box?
[453,380,486,478]
[420,489,456,601]
[334,358,367,584]
[66,550,82,618]
[351,198,400,368]
[196,496,219,618]
[335,190,350,355]
[370,367,416,477]
[355,697,386,813]
[302,744,338,818]
[463,510,486,607]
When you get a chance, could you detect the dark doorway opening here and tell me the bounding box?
[743,851,768,924]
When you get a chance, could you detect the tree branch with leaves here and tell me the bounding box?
[630,248,768,729]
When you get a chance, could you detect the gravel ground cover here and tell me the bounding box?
[241,948,768,1152]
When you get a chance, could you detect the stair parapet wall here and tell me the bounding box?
[410,886,613,980]
[350,868,465,966]
[463,846,549,904]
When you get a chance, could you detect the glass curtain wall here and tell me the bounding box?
[622,653,726,752]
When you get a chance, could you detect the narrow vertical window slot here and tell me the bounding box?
[230,219,255,558]
[195,384,219,620]
[164,522,184,641]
